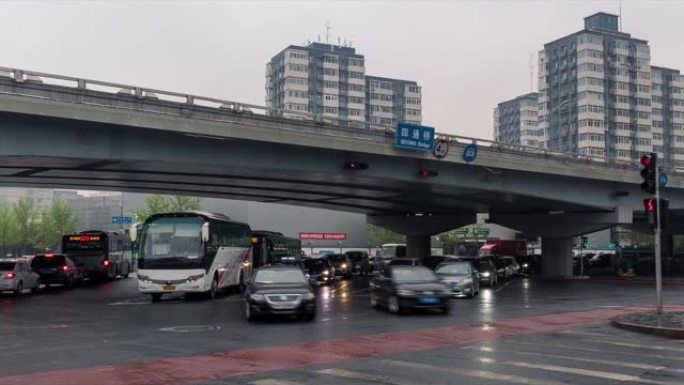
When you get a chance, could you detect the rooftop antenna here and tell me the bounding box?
[325,21,331,44]
[529,51,535,92]
[318,34,321,42]
[619,0,623,32]
[338,36,341,46]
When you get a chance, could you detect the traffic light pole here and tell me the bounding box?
[655,166,663,314]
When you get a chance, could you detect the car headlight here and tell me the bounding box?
[341,263,347,269]
[481,272,491,278]
[523,263,529,268]
[303,292,315,300]
[323,270,330,275]
[462,277,473,285]
[396,289,414,296]
[249,293,265,301]
[138,274,151,282]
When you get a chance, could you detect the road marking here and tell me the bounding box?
[503,361,680,385]
[3,305,682,385]
[251,379,301,385]
[500,339,684,362]
[494,278,516,293]
[462,346,667,371]
[382,359,571,385]
[585,339,684,353]
[317,368,418,385]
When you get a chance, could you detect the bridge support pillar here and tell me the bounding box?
[407,235,431,259]
[541,237,574,278]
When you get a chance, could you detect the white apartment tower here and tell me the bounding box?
[266,43,421,127]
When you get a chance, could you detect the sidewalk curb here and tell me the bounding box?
[611,314,684,339]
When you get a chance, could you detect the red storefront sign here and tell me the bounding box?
[299,232,347,241]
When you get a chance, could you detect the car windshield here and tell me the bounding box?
[254,269,306,284]
[392,267,437,283]
[328,255,346,262]
[0,262,16,270]
[435,263,470,275]
[391,259,416,265]
[474,261,491,270]
[31,256,67,268]
[303,259,328,270]
[346,252,366,261]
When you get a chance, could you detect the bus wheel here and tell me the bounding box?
[207,276,218,300]
[237,274,246,294]
[151,293,162,302]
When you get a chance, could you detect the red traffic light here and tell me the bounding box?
[640,154,653,167]
[418,169,439,178]
[344,161,368,170]
[643,198,655,213]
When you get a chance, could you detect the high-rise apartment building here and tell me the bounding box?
[366,76,422,126]
[266,43,421,127]
[538,12,656,161]
[493,92,542,147]
[497,12,684,168]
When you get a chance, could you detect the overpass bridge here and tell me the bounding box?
[1,66,683,276]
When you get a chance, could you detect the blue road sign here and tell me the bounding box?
[395,123,435,152]
[463,143,478,163]
[659,172,668,188]
[112,216,133,224]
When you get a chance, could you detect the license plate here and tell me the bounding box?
[162,284,175,292]
[418,296,439,304]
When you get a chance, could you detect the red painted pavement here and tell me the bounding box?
[2,304,684,385]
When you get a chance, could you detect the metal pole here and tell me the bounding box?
[655,164,663,314]
[580,237,584,277]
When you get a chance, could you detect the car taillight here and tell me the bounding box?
[4,272,15,279]
[103,259,110,267]
[62,265,69,272]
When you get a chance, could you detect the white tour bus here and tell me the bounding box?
[135,211,252,301]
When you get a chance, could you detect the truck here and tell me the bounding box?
[479,240,527,257]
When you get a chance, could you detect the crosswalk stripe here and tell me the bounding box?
[462,345,667,371]
[559,329,669,341]
[585,339,684,353]
[317,368,419,385]
[250,379,301,385]
[380,359,569,385]
[503,361,680,385]
[499,339,684,361]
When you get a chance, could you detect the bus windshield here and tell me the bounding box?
[139,216,205,269]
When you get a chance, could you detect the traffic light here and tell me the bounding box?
[344,161,369,170]
[644,198,657,228]
[418,169,439,178]
[581,236,589,248]
[640,153,657,194]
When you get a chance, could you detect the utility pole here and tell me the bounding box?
[655,162,663,313]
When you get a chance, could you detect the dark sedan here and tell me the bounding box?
[303,258,333,285]
[30,254,83,289]
[245,266,316,322]
[370,266,450,314]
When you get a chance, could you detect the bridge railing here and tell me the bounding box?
[0,65,664,172]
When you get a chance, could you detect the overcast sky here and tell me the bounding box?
[1,0,683,139]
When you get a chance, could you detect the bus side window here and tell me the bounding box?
[116,240,123,253]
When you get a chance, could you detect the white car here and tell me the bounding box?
[0,259,41,295]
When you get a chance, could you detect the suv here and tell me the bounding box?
[345,251,371,275]
[0,259,41,295]
[327,254,352,279]
[31,254,83,289]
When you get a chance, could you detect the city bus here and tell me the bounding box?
[61,230,132,280]
[134,211,252,301]
[250,231,302,268]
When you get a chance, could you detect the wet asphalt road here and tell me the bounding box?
[1,275,684,384]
